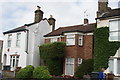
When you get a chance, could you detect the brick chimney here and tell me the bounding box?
[34,6,44,23]
[84,18,89,25]
[97,0,108,17]
[48,15,56,31]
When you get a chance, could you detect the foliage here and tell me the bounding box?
[39,42,66,75]
[33,66,51,79]
[16,65,34,79]
[40,42,66,59]
[75,59,94,78]
[46,58,63,75]
[94,27,120,71]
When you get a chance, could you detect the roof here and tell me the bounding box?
[96,8,120,19]
[3,22,36,34]
[44,23,95,37]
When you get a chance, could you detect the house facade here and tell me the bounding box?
[44,19,95,76]
[1,6,55,71]
[96,0,120,76]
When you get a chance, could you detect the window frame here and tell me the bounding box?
[16,33,21,47]
[78,35,83,46]
[78,58,82,66]
[50,38,57,43]
[66,35,75,46]
[7,34,12,47]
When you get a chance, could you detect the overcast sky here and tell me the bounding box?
[0,0,119,40]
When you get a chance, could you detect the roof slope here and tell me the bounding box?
[97,8,120,19]
[3,22,36,34]
[44,23,95,37]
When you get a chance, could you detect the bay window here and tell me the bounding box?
[50,38,57,43]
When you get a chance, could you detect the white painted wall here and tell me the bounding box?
[97,19,109,28]
[27,19,51,67]
[1,19,52,70]
[1,31,28,71]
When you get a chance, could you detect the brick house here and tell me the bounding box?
[44,19,95,76]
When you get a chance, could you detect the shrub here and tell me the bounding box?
[75,59,94,78]
[39,42,66,75]
[94,27,120,71]
[33,66,51,79]
[16,65,34,79]
[46,58,63,76]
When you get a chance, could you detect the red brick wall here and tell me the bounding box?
[44,34,93,75]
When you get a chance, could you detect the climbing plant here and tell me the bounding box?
[39,42,66,75]
[94,27,120,71]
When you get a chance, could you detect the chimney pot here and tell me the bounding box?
[84,18,89,24]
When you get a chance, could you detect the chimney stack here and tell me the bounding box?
[34,6,44,23]
[48,15,56,31]
[84,18,89,24]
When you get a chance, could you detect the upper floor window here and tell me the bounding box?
[7,34,12,47]
[16,33,21,47]
[78,35,83,46]
[50,38,57,43]
[66,35,75,45]
[109,19,120,41]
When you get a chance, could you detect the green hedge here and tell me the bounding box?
[94,27,120,71]
[39,42,66,75]
[75,59,94,78]
[33,66,51,79]
[16,65,34,79]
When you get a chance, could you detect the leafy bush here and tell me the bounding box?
[75,59,94,78]
[16,65,34,79]
[94,27,120,71]
[33,66,51,79]
[39,42,66,75]
[46,58,63,75]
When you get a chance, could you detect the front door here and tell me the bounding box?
[65,58,74,76]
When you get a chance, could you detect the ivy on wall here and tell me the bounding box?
[94,27,120,71]
[39,42,66,75]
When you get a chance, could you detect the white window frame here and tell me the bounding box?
[10,55,19,68]
[16,33,21,47]
[78,58,82,66]
[66,35,75,45]
[65,58,74,76]
[50,38,57,43]
[109,19,120,41]
[78,35,83,46]
[7,34,12,47]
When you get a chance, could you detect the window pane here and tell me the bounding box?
[78,35,83,45]
[109,59,114,73]
[12,59,15,67]
[16,33,21,47]
[66,58,74,75]
[117,59,120,74]
[109,20,120,31]
[51,38,57,42]
[109,32,120,41]
[66,35,75,45]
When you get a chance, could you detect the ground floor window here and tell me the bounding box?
[109,59,114,73]
[78,58,82,66]
[117,59,120,74]
[65,58,74,75]
[10,55,19,68]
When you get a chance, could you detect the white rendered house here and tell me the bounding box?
[1,6,56,71]
[96,0,120,76]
